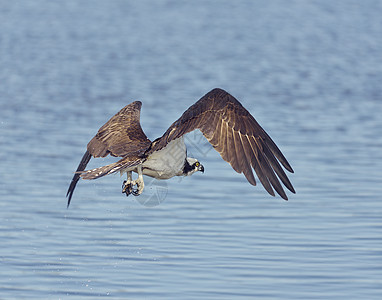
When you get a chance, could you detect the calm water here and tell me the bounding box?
[1,1,382,299]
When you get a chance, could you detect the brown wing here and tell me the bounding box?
[66,101,151,207]
[148,88,295,200]
[87,101,151,158]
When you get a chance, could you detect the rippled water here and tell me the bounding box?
[1,1,382,299]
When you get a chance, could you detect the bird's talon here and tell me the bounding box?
[131,182,143,196]
[122,180,133,196]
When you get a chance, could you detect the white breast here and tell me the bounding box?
[142,137,187,179]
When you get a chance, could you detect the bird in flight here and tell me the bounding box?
[66,88,295,207]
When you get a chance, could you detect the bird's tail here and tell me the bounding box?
[79,162,122,180]
[78,158,141,180]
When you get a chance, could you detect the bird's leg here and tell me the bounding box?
[132,165,144,196]
[122,171,133,196]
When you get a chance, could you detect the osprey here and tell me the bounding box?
[66,88,295,207]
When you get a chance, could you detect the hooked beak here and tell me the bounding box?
[198,164,204,173]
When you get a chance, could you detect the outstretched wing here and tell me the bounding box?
[148,88,295,200]
[66,101,151,207]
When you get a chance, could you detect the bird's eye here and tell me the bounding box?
[195,162,200,167]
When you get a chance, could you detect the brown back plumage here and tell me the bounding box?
[148,88,295,200]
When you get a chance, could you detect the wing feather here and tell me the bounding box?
[240,134,256,185]
[66,150,91,207]
[226,126,240,173]
[233,130,254,185]
[205,112,219,146]
[252,136,288,199]
[147,88,294,200]
[248,136,275,196]
[263,132,293,173]
[216,119,225,156]
[262,141,295,193]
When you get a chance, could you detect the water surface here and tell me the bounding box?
[1,1,382,299]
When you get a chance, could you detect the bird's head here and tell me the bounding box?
[184,157,204,176]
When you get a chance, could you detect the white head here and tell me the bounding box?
[183,157,204,176]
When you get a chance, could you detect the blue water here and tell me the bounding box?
[1,1,382,299]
